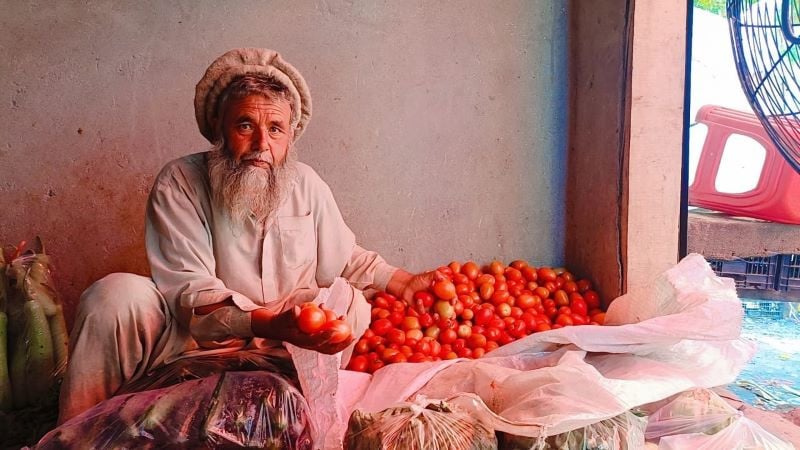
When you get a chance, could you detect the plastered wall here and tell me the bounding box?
[0,0,568,327]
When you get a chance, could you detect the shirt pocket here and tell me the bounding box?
[277,213,315,269]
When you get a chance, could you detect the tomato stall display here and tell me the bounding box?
[347,260,606,373]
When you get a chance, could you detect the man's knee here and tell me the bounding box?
[77,273,164,324]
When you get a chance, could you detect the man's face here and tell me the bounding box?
[221,94,294,167]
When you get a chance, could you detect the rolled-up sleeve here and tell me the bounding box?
[145,162,257,336]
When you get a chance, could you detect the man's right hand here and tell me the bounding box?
[251,306,354,355]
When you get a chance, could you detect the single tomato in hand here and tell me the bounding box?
[297,304,327,334]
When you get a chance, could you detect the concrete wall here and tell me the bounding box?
[0,0,568,326]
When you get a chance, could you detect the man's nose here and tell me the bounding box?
[253,126,270,152]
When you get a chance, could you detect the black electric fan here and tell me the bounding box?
[728,0,800,173]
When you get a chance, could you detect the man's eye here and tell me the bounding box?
[269,126,282,134]
[237,123,253,131]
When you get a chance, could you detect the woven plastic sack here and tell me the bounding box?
[343,397,497,450]
[35,371,313,449]
[497,410,647,449]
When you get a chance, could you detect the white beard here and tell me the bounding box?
[207,142,296,227]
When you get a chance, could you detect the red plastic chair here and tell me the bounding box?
[688,105,800,224]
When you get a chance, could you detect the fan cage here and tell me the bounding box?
[728,0,800,173]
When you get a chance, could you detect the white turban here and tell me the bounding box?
[194,48,312,143]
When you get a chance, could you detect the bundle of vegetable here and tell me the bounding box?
[344,398,498,450]
[497,411,647,450]
[0,238,69,412]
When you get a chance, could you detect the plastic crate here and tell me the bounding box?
[709,256,779,290]
[777,254,800,292]
[741,300,788,319]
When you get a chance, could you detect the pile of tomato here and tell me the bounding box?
[346,259,606,373]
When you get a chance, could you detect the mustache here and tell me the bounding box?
[240,151,274,164]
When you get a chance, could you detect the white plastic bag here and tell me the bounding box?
[288,277,372,450]
[644,388,793,450]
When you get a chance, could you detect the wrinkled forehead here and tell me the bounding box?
[221,94,294,124]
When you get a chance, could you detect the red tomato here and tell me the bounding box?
[448,260,462,274]
[498,332,514,345]
[347,355,369,372]
[474,307,494,326]
[390,352,408,364]
[577,279,592,293]
[510,306,523,319]
[324,308,338,322]
[461,308,475,321]
[476,273,495,286]
[563,280,578,294]
[402,316,421,331]
[486,341,500,352]
[537,267,557,282]
[533,323,552,333]
[467,334,487,348]
[433,280,457,300]
[491,290,510,306]
[472,347,486,359]
[485,326,501,341]
[367,335,384,349]
[489,260,505,275]
[439,328,457,344]
[479,283,494,301]
[418,313,434,328]
[534,286,550,300]
[386,328,406,345]
[509,319,527,338]
[370,318,393,336]
[424,325,440,339]
[324,320,351,343]
[496,302,512,317]
[414,291,435,308]
[372,296,390,309]
[355,339,369,354]
[408,352,427,363]
[489,317,506,330]
[591,312,606,325]
[297,305,327,334]
[462,261,480,280]
[434,301,456,320]
[452,273,469,286]
[570,313,587,326]
[584,290,601,309]
[516,294,536,310]
[388,311,404,327]
[390,300,405,312]
[555,314,574,327]
[521,266,538,282]
[521,313,538,331]
[504,267,523,282]
[451,338,466,352]
[510,260,529,270]
[415,339,432,355]
[553,290,570,307]
[429,339,442,357]
[570,297,588,316]
[406,328,423,341]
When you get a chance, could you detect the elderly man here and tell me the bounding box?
[58,48,431,423]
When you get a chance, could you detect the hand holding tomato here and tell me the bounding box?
[387,269,446,306]
[252,305,354,354]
